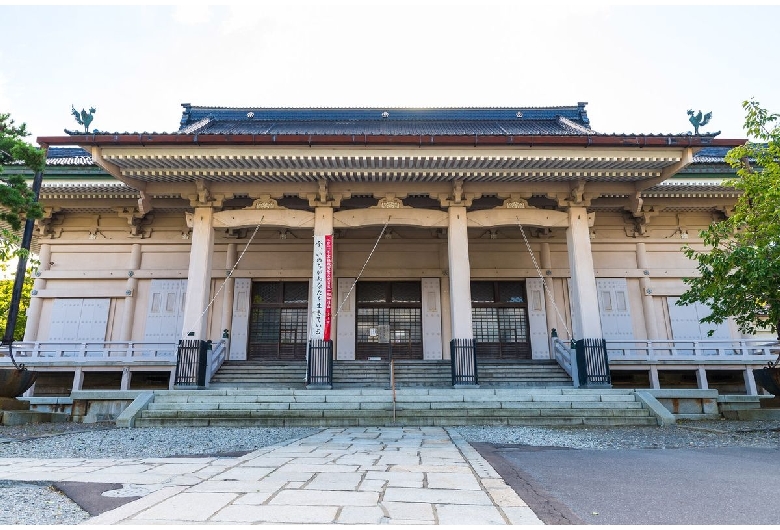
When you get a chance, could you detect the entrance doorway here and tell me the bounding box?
[355,281,423,360]
[247,281,308,361]
[471,280,531,359]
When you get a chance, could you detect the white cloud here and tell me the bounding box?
[172,4,211,26]
[0,71,10,114]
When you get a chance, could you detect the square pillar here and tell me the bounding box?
[744,368,758,396]
[72,368,85,392]
[649,366,661,389]
[221,243,237,342]
[181,207,215,340]
[120,367,132,391]
[696,366,709,390]
[566,206,602,339]
[23,244,51,341]
[447,206,473,339]
[636,242,659,339]
[119,244,142,341]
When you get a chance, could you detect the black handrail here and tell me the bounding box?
[175,339,209,387]
[575,338,611,387]
[307,339,333,387]
[451,338,478,386]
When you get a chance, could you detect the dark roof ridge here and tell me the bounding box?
[180,103,589,111]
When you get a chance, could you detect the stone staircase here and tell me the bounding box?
[132,388,659,428]
[478,360,573,388]
[209,361,308,389]
[210,360,573,389]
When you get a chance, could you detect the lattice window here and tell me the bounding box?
[248,282,308,360]
[355,281,423,360]
[470,281,531,359]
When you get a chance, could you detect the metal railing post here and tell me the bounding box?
[450,338,478,386]
[575,338,612,388]
[306,339,333,389]
[174,339,209,388]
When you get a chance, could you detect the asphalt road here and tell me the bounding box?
[473,443,780,525]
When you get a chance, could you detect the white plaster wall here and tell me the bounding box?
[28,204,742,349]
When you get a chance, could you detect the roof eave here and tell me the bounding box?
[37,134,746,149]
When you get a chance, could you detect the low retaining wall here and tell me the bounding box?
[70,390,147,423]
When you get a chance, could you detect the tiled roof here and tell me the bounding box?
[692,146,732,163]
[177,103,596,136]
[45,147,94,166]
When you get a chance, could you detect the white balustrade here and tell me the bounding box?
[0,341,178,365]
[604,339,780,362]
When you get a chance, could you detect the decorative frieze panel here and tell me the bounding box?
[376,197,405,209]
[247,195,281,209]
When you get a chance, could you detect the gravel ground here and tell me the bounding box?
[0,424,317,525]
[0,419,779,524]
[454,419,780,449]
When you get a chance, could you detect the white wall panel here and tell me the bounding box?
[48,298,109,342]
[336,278,356,360]
[596,278,635,341]
[526,278,550,359]
[229,278,251,361]
[421,278,443,360]
[143,279,187,343]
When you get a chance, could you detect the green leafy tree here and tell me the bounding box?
[679,100,780,339]
[0,113,45,346]
[0,113,45,260]
[0,271,33,340]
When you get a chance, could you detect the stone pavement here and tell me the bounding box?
[0,427,542,525]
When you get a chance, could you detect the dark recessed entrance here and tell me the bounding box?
[355,281,423,361]
[471,281,531,359]
[248,282,308,361]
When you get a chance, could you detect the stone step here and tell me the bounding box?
[152,387,637,398]
[212,360,573,390]
[138,387,656,427]
[134,413,657,428]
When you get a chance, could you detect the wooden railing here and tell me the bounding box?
[0,341,177,364]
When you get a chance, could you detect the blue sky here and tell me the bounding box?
[1,2,778,141]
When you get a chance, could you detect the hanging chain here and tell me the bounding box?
[187,218,263,335]
[517,220,572,339]
[335,217,390,316]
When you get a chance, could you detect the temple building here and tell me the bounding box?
[6,102,771,396]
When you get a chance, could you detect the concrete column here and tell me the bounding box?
[120,367,131,390]
[649,366,661,389]
[744,368,758,396]
[72,368,85,392]
[447,206,473,339]
[636,243,659,339]
[566,206,602,339]
[119,244,141,341]
[696,367,709,390]
[181,207,215,339]
[221,243,237,340]
[23,244,51,341]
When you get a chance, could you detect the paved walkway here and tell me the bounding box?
[0,427,542,525]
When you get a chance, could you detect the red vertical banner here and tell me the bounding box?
[311,234,333,341]
[324,234,333,341]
